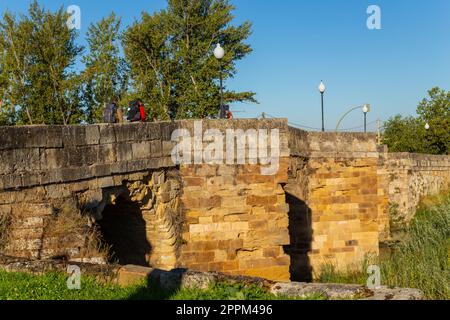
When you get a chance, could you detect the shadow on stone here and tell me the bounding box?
[283,192,313,282]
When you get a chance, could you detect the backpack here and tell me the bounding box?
[103,103,117,123]
[127,100,141,122]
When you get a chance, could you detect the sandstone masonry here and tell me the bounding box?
[0,119,448,282]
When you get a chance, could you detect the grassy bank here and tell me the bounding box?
[0,270,324,300]
[318,193,450,300]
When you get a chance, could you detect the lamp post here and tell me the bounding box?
[335,104,371,132]
[318,81,326,132]
[362,104,369,133]
[214,43,225,118]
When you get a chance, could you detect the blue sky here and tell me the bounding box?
[1,0,449,131]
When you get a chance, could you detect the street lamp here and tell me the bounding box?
[362,104,370,133]
[214,44,225,118]
[425,123,430,130]
[335,104,372,132]
[318,81,326,132]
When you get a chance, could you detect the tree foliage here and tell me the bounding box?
[82,13,129,124]
[416,87,450,155]
[123,0,256,120]
[0,1,83,125]
[0,0,255,125]
[383,87,450,155]
[383,115,428,153]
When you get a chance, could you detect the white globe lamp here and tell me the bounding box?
[214,44,225,60]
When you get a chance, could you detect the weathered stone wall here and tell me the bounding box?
[0,120,292,281]
[286,129,385,278]
[0,122,181,269]
[177,119,291,281]
[0,169,182,268]
[384,152,450,232]
[0,119,448,282]
[0,123,176,190]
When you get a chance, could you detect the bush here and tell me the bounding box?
[379,196,450,299]
[383,87,450,155]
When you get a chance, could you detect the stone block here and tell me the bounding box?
[65,148,83,167]
[132,142,151,159]
[93,164,112,177]
[62,126,87,146]
[21,173,41,187]
[0,126,47,149]
[80,145,99,166]
[162,141,176,157]
[41,149,65,170]
[99,125,116,144]
[0,150,14,174]
[1,175,22,190]
[117,265,153,287]
[114,124,141,142]
[13,149,40,172]
[161,122,179,141]
[115,143,133,162]
[127,159,158,172]
[61,167,92,182]
[45,126,63,148]
[110,162,128,174]
[240,266,290,282]
[150,140,162,157]
[39,169,63,185]
[97,176,116,188]
[181,251,215,264]
[85,125,100,145]
[98,144,116,163]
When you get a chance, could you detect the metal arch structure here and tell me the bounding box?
[335,104,371,132]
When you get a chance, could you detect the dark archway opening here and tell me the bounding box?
[98,194,152,266]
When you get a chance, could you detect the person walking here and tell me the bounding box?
[102,97,119,124]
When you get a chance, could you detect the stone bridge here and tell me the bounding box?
[0,119,449,281]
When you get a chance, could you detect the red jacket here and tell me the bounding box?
[139,103,146,122]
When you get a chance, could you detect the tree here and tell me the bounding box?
[0,1,83,125]
[416,87,450,155]
[123,0,256,121]
[82,13,129,123]
[383,87,450,155]
[0,9,35,125]
[383,115,428,153]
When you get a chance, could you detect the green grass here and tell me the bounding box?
[0,270,324,300]
[317,193,450,300]
[316,259,371,286]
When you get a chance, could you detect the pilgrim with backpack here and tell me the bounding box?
[127,99,146,122]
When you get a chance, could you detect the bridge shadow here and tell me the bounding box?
[124,269,187,300]
[283,192,314,282]
[98,194,152,267]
